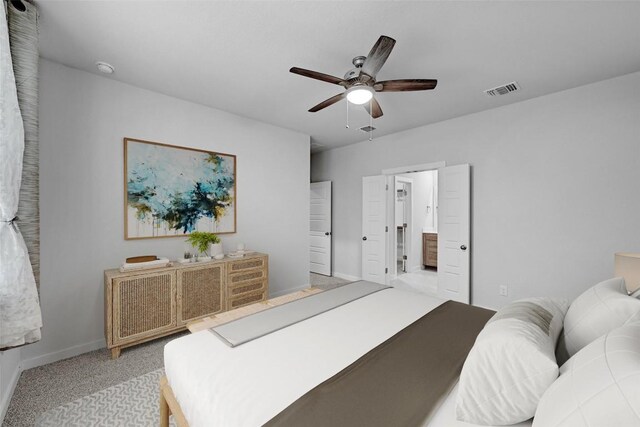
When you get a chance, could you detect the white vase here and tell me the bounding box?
[210,242,223,257]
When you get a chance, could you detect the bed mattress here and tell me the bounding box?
[164,286,522,426]
[165,287,446,426]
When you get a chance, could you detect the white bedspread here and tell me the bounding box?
[164,287,445,427]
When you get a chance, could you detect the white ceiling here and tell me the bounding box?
[36,1,640,152]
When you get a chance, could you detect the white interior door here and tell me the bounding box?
[437,164,471,303]
[310,181,332,276]
[362,176,387,284]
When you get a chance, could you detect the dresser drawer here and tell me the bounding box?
[227,256,267,274]
[227,288,267,310]
[228,268,267,286]
[228,278,267,298]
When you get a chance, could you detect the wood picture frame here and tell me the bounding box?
[124,138,236,240]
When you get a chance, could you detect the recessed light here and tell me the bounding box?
[96,62,115,74]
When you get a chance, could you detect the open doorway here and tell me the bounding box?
[361,162,471,303]
[391,170,438,294]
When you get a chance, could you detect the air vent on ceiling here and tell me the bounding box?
[359,125,376,133]
[485,81,521,97]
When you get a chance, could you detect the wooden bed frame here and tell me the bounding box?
[160,376,189,427]
[158,287,323,426]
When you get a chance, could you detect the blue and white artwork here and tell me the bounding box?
[124,138,236,239]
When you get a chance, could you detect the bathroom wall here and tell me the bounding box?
[399,171,437,271]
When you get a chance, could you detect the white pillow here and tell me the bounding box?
[456,298,568,425]
[533,322,640,427]
[562,277,640,358]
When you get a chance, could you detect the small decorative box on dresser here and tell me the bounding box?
[104,253,268,358]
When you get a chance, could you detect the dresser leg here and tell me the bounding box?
[111,347,121,359]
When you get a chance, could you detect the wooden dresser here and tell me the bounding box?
[104,253,268,358]
[422,233,438,268]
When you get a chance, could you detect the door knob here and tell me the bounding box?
[325,232,331,236]
[362,236,367,241]
[460,245,467,251]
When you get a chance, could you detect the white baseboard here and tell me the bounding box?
[333,272,361,282]
[0,359,21,424]
[20,338,106,371]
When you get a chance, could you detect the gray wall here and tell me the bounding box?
[21,59,310,368]
[312,71,640,309]
[0,349,20,421]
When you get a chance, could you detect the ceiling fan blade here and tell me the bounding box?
[290,67,347,86]
[309,93,345,112]
[363,97,383,118]
[374,79,438,92]
[360,35,396,80]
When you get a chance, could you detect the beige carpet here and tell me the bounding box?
[35,369,173,427]
[2,333,186,427]
[309,273,350,290]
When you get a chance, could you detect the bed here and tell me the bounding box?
[162,282,531,427]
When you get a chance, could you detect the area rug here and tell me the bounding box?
[35,369,175,426]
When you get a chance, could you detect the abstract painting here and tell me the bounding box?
[124,138,236,239]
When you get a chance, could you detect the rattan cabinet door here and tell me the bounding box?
[113,271,176,345]
[177,264,225,326]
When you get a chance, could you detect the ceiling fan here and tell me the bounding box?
[290,35,437,119]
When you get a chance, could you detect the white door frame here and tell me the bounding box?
[382,161,446,287]
[382,161,446,176]
[309,181,332,276]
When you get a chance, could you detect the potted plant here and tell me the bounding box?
[186,232,221,261]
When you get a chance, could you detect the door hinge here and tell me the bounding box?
[385,226,388,232]
[403,255,408,260]
[385,267,388,274]
[386,184,389,190]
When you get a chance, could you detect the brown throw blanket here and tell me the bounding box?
[264,301,495,427]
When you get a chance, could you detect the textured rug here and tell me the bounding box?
[35,369,174,426]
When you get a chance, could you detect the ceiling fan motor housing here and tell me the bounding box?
[344,56,367,80]
[344,68,360,80]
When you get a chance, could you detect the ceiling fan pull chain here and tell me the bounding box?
[369,99,373,141]
[346,100,350,128]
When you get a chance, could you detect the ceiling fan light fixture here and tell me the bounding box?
[346,87,373,105]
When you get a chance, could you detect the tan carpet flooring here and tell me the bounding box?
[309,273,350,290]
[2,333,186,427]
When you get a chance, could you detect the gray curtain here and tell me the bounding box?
[8,0,39,287]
